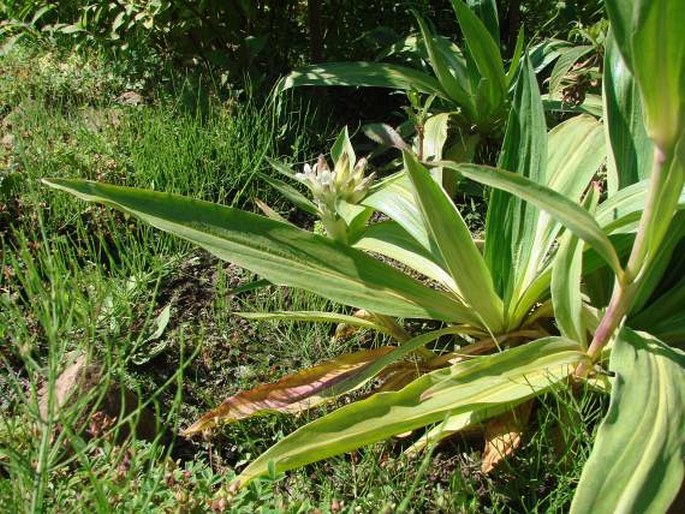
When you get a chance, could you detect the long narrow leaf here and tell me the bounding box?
[236,337,586,485]
[43,179,469,322]
[439,163,625,279]
[551,188,598,346]
[404,151,504,331]
[274,62,448,99]
[353,221,458,294]
[413,12,474,115]
[603,34,653,193]
[484,55,546,306]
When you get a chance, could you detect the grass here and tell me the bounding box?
[0,42,609,513]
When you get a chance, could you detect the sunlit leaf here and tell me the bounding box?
[43,179,468,322]
[571,329,685,513]
[274,62,448,99]
[548,45,593,96]
[438,162,624,279]
[414,12,473,115]
[603,34,653,193]
[404,151,504,331]
[236,337,586,485]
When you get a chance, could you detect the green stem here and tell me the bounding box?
[575,145,679,376]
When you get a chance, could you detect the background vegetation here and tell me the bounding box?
[2,1,680,513]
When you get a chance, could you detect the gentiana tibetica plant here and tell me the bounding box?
[43,0,684,510]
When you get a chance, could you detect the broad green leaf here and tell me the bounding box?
[594,179,663,234]
[182,346,397,435]
[570,329,685,514]
[236,337,586,485]
[274,62,448,100]
[603,34,653,193]
[413,12,473,116]
[43,179,468,322]
[405,402,515,456]
[484,56,546,307]
[466,0,499,42]
[605,0,685,149]
[404,151,504,332]
[362,173,432,250]
[439,162,625,279]
[551,188,598,346]
[548,45,593,96]
[353,221,458,294]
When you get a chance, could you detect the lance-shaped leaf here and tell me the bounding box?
[258,172,318,215]
[548,45,593,96]
[552,188,598,346]
[603,33,653,194]
[186,326,470,436]
[353,221,459,295]
[413,12,474,117]
[182,346,396,435]
[235,337,586,486]
[330,126,355,165]
[570,329,685,513]
[42,179,469,322]
[466,0,499,42]
[593,179,685,234]
[484,55,547,306]
[438,162,624,279]
[404,151,504,332]
[450,0,506,122]
[605,0,685,150]
[362,173,432,250]
[274,62,448,99]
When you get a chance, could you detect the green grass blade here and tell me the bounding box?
[42,179,467,322]
[440,162,625,279]
[236,337,586,486]
[570,329,685,513]
[274,62,448,99]
[404,151,504,332]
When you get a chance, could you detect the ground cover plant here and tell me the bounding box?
[3,0,684,512]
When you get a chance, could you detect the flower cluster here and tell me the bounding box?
[295,153,374,212]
